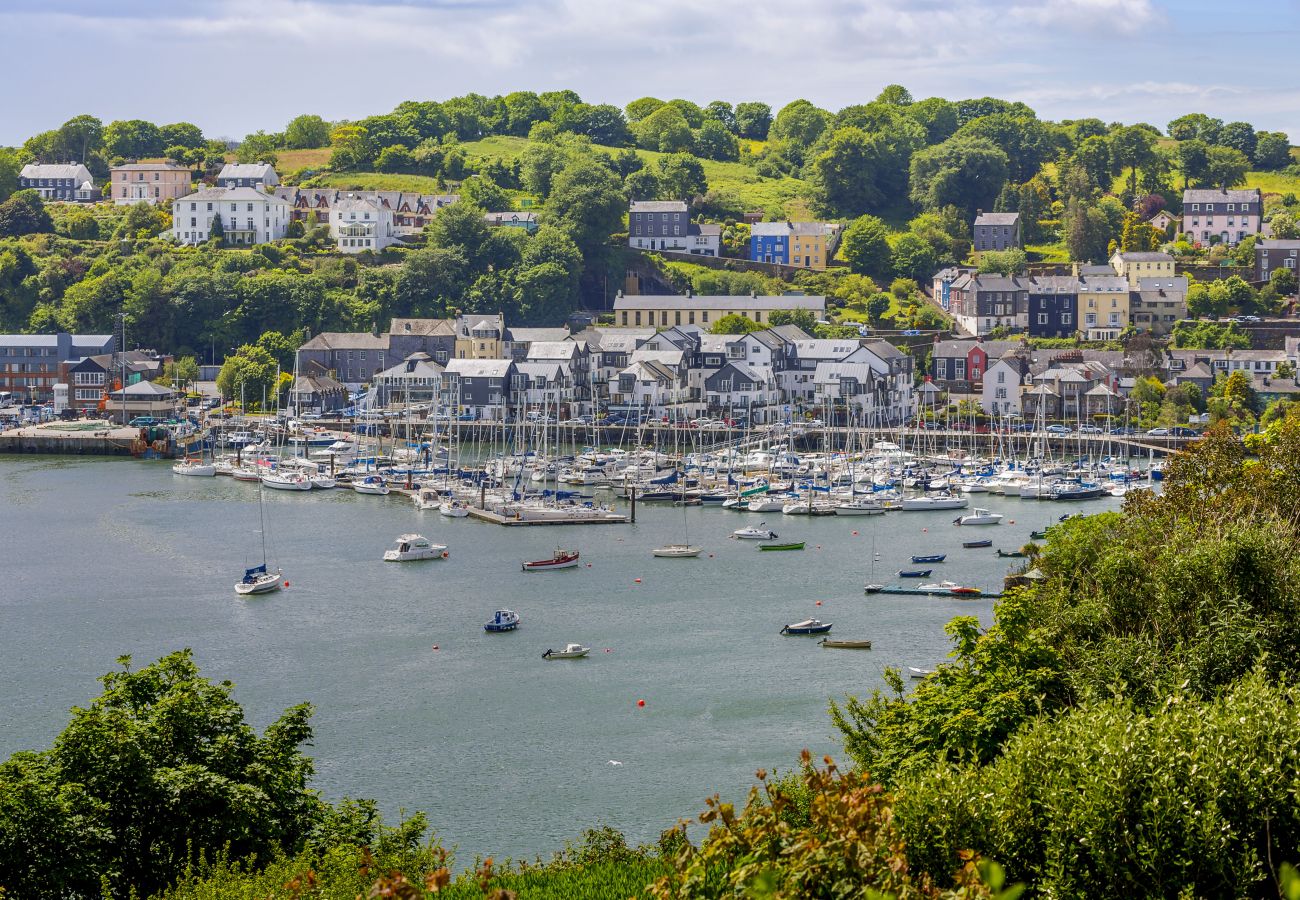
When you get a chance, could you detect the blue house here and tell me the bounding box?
[749,222,790,264]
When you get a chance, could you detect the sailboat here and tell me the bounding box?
[653,488,702,558]
[864,519,884,593]
[235,479,282,595]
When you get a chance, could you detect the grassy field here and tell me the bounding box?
[457,135,813,217]
[1026,241,1070,263]
[313,171,447,193]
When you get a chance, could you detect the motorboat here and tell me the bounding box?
[232,466,262,482]
[962,539,993,549]
[522,548,580,572]
[898,568,932,578]
[542,643,591,659]
[310,475,337,490]
[1030,529,1048,540]
[352,475,390,495]
[863,583,885,594]
[733,524,778,540]
[383,534,447,561]
[835,497,884,516]
[439,499,470,517]
[652,544,702,558]
[819,638,872,649]
[908,667,933,679]
[781,618,833,635]
[956,508,1003,526]
[758,541,805,551]
[746,497,786,513]
[484,609,520,632]
[235,564,282,596]
[918,581,982,596]
[261,470,312,491]
[173,459,216,477]
[910,554,946,564]
[899,493,968,511]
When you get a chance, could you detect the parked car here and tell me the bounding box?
[1078,425,1103,434]
[1045,424,1072,434]
[1108,426,1138,436]
[1146,427,1170,436]
[1171,426,1200,437]
[129,416,162,427]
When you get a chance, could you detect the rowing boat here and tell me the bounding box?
[819,638,872,649]
[759,541,805,551]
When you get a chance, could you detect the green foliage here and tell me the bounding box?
[909,136,1009,218]
[734,102,773,141]
[767,307,818,332]
[976,249,1026,275]
[217,343,279,404]
[0,651,321,899]
[0,190,54,237]
[710,313,765,334]
[284,114,331,149]
[840,214,892,277]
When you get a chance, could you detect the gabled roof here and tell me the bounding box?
[114,380,173,397]
[794,339,861,361]
[862,340,906,361]
[630,200,688,213]
[974,212,1020,227]
[1114,251,1174,263]
[20,163,92,180]
[525,341,579,360]
[508,328,571,344]
[298,332,390,351]
[112,162,190,172]
[217,162,277,180]
[292,374,346,393]
[767,324,811,341]
[389,318,455,336]
[175,186,288,205]
[622,359,677,382]
[445,358,512,378]
[629,348,685,367]
[812,361,876,383]
[514,360,565,380]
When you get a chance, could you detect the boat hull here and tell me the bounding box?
[235,573,282,595]
[759,542,805,551]
[782,624,833,635]
[820,639,872,649]
[523,554,580,571]
[652,546,702,558]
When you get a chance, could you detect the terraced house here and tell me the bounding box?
[1181,188,1261,246]
[748,221,841,269]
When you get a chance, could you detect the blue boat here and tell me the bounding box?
[781,618,832,635]
[484,609,520,633]
[898,568,933,578]
[910,554,946,564]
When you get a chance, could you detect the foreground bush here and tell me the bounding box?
[895,672,1300,898]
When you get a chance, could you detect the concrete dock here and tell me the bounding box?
[0,422,144,456]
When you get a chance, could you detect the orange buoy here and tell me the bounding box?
[815,600,822,606]
[1009,520,1015,524]
[283,581,290,587]
[442,551,449,558]
[852,531,858,536]
[636,699,646,708]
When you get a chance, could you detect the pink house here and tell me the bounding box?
[110,162,193,206]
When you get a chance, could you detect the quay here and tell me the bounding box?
[0,422,144,456]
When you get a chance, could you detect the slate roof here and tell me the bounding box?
[298,332,390,351]
[389,318,455,336]
[445,359,512,378]
[974,212,1020,227]
[613,294,826,311]
[1182,188,1260,204]
[630,200,688,213]
[217,163,277,181]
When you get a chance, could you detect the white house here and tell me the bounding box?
[703,362,779,421]
[609,359,685,418]
[982,356,1031,417]
[171,187,290,246]
[18,163,96,202]
[812,362,882,418]
[216,162,280,190]
[331,195,398,253]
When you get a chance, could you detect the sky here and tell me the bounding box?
[4,0,1300,146]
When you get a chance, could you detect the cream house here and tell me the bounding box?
[110,162,192,205]
[612,291,826,330]
[330,195,398,253]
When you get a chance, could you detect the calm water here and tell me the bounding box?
[0,456,1119,861]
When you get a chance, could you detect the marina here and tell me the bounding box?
[0,452,1123,862]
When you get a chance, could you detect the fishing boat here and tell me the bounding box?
[484,609,520,632]
[522,548,580,572]
[908,666,933,679]
[835,497,884,516]
[352,475,391,495]
[261,470,312,491]
[898,568,932,578]
[910,554,946,564]
[235,563,283,596]
[652,544,702,558]
[439,499,470,517]
[758,541,805,551]
[962,539,993,549]
[996,548,1028,558]
[383,534,447,561]
[172,458,216,477]
[955,508,1003,526]
[781,618,833,635]
[819,638,872,649]
[732,524,778,540]
[542,643,590,659]
[1030,530,1047,540]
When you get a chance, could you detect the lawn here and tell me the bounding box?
[312,171,448,193]
[1026,242,1070,263]
[457,135,812,217]
[225,147,331,172]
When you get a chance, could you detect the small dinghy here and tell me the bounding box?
[962,539,993,549]
[997,548,1028,558]
[733,524,777,540]
[908,666,933,679]
[819,638,872,649]
[652,544,702,558]
[898,568,932,578]
[523,548,580,571]
[910,554,946,564]
[383,534,447,561]
[863,583,885,594]
[542,643,591,659]
[781,618,832,635]
[759,541,805,551]
[1030,530,1047,540]
[484,609,520,633]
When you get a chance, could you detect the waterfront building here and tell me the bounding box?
[0,332,114,404]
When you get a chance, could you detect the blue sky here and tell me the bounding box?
[4,0,1300,146]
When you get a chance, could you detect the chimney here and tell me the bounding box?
[976,209,983,219]
[1072,262,1079,278]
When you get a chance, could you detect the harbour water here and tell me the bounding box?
[0,455,1121,861]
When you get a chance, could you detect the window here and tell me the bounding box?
[1038,313,1048,325]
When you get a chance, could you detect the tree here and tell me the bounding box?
[1120,212,1162,252]
[1167,113,1223,142]
[284,114,331,149]
[460,175,510,211]
[0,190,54,237]
[208,211,225,243]
[1110,124,1158,197]
[710,313,765,334]
[102,119,163,159]
[867,293,891,324]
[1217,121,1257,160]
[1071,135,1114,193]
[633,103,692,153]
[909,136,1009,218]
[694,119,739,161]
[876,84,913,106]
[656,153,707,199]
[543,157,625,260]
[703,100,737,132]
[624,96,666,123]
[1202,145,1249,189]
[374,144,414,173]
[906,97,959,144]
[0,651,322,899]
[57,114,104,162]
[810,123,923,218]
[1175,138,1210,188]
[1253,132,1292,170]
[734,102,773,140]
[1064,197,1111,262]
[159,122,204,150]
[1270,267,1298,296]
[840,215,892,277]
[235,131,279,166]
[977,248,1027,275]
[956,113,1053,182]
[0,149,19,203]
[767,308,818,332]
[503,90,547,136]
[576,104,629,145]
[889,232,937,282]
[769,99,832,149]
[218,343,279,403]
[328,124,372,170]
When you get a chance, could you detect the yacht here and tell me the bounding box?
[383,534,447,561]
[352,475,391,495]
[835,497,884,516]
[261,470,312,491]
[899,493,969,511]
[439,499,471,517]
[235,564,282,596]
[956,508,1004,526]
[172,458,216,477]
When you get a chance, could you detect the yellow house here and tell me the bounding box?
[1077,274,1131,340]
[788,222,841,271]
[455,314,504,359]
[1110,250,1176,288]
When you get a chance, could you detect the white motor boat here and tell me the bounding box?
[652,544,702,558]
[542,643,591,659]
[956,508,1004,526]
[835,497,884,516]
[232,466,262,482]
[261,471,312,491]
[235,564,282,596]
[899,493,969,511]
[383,533,447,561]
[746,497,786,513]
[172,459,216,477]
[439,499,470,517]
[310,475,337,490]
[733,524,777,540]
[352,475,390,495]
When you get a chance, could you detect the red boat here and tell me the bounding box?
[522,548,581,572]
[949,586,982,596]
